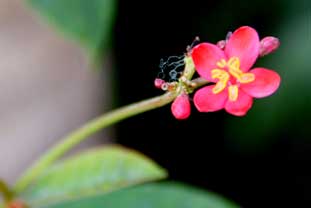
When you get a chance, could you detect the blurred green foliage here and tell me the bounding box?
[19,146,167,207]
[43,182,239,208]
[28,0,116,58]
[23,0,310,206]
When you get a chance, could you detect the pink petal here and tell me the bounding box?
[171,93,191,120]
[240,67,281,98]
[194,85,227,112]
[225,90,253,116]
[191,43,226,82]
[225,26,260,72]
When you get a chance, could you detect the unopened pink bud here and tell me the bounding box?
[154,78,165,89]
[259,36,280,57]
[171,93,191,120]
[217,40,226,49]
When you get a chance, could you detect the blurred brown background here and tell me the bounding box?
[0,0,111,184]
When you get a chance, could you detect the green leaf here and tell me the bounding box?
[41,182,240,208]
[19,146,167,207]
[27,0,116,58]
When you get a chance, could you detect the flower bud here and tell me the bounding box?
[154,78,165,89]
[217,40,226,49]
[171,93,191,120]
[161,83,169,91]
[259,36,280,57]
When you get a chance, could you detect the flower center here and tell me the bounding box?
[211,57,255,101]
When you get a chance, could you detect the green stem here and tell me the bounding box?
[13,75,208,194]
[13,91,178,193]
[0,179,13,203]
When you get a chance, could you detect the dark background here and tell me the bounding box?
[114,0,311,207]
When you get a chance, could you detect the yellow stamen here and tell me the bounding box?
[210,57,256,98]
[228,85,239,101]
[227,57,255,83]
[227,57,240,70]
[239,73,255,83]
[216,59,227,68]
[211,69,229,94]
[213,81,227,94]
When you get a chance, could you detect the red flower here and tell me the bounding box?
[191,26,281,116]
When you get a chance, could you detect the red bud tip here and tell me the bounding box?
[154,78,165,89]
[171,94,191,120]
[7,200,27,208]
[217,40,226,50]
[259,36,280,57]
